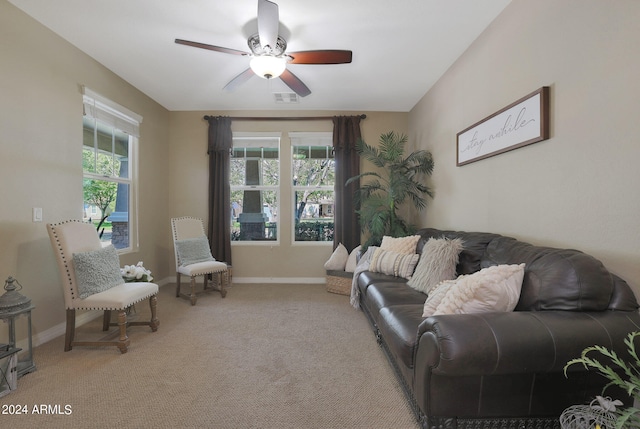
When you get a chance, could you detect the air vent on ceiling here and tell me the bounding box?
[274,93,299,104]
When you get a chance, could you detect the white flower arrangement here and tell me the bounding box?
[121,261,153,283]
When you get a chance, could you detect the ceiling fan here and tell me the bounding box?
[175,0,352,97]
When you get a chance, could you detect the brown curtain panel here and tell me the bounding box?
[205,116,233,265]
[332,115,363,252]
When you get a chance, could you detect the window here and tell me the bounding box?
[230,133,280,241]
[290,132,335,242]
[82,87,141,251]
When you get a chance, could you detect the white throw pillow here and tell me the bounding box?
[345,245,361,273]
[407,237,464,295]
[324,243,349,270]
[430,263,525,316]
[369,248,420,279]
[380,235,421,255]
[422,279,457,317]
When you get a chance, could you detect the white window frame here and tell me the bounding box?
[290,132,335,246]
[82,87,141,253]
[231,132,281,245]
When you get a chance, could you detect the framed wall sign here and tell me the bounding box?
[456,86,550,166]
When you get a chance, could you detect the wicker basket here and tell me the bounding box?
[326,270,352,296]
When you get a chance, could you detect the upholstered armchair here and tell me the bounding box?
[171,217,229,305]
[47,220,159,353]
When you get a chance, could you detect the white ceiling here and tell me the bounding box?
[8,0,511,112]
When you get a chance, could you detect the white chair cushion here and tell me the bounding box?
[178,260,228,277]
[73,282,158,311]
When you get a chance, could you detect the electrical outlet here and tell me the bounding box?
[33,207,43,222]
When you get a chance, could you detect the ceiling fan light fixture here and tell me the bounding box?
[250,55,286,79]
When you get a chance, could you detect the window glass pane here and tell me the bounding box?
[231,147,279,186]
[83,179,130,249]
[231,190,277,241]
[292,143,335,242]
[292,146,334,187]
[82,116,130,179]
[82,117,132,250]
[294,190,334,242]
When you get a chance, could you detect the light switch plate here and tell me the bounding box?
[33,207,43,222]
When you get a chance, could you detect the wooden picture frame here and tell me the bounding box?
[456,86,550,166]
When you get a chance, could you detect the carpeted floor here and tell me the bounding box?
[1,283,420,429]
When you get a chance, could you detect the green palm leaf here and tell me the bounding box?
[347,131,434,249]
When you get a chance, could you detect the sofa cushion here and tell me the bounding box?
[483,237,614,311]
[378,304,426,369]
[608,275,640,311]
[407,237,464,295]
[365,282,427,317]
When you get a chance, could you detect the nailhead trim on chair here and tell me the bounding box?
[48,219,81,305]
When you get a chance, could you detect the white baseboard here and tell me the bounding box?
[232,277,325,284]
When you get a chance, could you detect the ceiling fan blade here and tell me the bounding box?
[287,50,353,65]
[257,0,279,50]
[175,39,249,56]
[279,69,311,97]
[223,68,255,92]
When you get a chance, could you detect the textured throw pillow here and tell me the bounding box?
[432,263,526,316]
[422,279,457,317]
[324,243,349,270]
[369,248,420,279]
[175,236,215,266]
[73,245,124,299]
[407,237,464,294]
[380,235,421,255]
[345,245,361,273]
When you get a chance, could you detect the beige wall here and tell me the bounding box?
[0,0,406,346]
[168,111,407,280]
[0,1,171,345]
[409,0,640,295]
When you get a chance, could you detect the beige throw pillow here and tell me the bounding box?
[324,243,349,270]
[424,263,525,317]
[345,245,361,273]
[422,279,457,317]
[407,237,464,295]
[369,248,419,279]
[380,235,421,255]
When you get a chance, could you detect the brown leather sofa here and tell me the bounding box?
[356,228,640,429]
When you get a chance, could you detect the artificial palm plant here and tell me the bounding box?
[346,131,434,250]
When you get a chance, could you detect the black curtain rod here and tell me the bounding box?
[204,114,366,121]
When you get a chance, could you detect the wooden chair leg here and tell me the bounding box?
[189,276,197,306]
[149,295,159,331]
[65,309,76,352]
[175,272,181,297]
[116,310,130,354]
[220,271,228,298]
[103,310,111,331]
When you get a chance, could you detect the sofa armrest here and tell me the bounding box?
[415,310,640,376]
